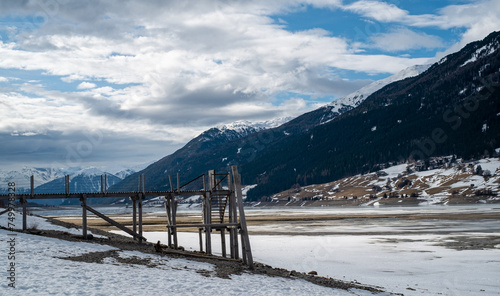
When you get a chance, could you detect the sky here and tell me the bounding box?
[0,0,499,172]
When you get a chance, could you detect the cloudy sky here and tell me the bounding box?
[1,0,499,172]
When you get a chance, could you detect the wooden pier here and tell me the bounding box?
[0,165,253,268]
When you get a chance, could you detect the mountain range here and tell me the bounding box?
[5,31,499,204]
[242,31,499,200]
[112,31,499,201]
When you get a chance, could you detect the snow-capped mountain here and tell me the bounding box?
[35,167,122,194]
[30,167,123,205]
[200,118,292,143]
[319,64,431,124]
[0,167,67,194]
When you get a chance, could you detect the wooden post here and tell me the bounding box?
[232,165,253,268]
[176,173,180,192]
[24,175,34,231]
[172,199,178,249]
[227,173,235,259]
[138,193,143,244]
[22,196,27,231]
[169,175,174,192]
[228,174,238,259]
[104,174,107,194]
[131,196,137,240]
[142,174,145,193]
[65,175,70,195]
[81,194,87,239]
[165,194,172,247]
[198,228,204,252]
[30,175,34,197]
[208,170,215,190]
[205,191,212,255]
[221,228,226,258]
[240,229,247,265]
[101,175,104,193]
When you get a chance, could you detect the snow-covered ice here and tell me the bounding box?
[135,206,500,296]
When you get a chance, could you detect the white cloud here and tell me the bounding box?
[369,28,445,52]
[77,82,97,89]
[1,0,498,168]
[0,76,8,82]
[343,0,408,22]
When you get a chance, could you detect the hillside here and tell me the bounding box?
[261,157,500,207]
[243,31,500,200]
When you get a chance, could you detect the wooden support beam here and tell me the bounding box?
[84,205,146,241]
[81,194,87,239]
[141,174,145,194]
[208,170,215,190]
[198,227,204,252]
[167,223,239,228]
[176,173,180,192]
[205,191,212,255]
[131,196,137,240]
[22,196,27,231]
[172,199,178,249]
[221,228,226,258]
[240,229,247,265]
[169,175,174,192]
[30,175,34,197]
[0,189,233,201]
[65,175,70,196]
[138,193,143,244]
[232,165,253,269]
[165,194,172,247]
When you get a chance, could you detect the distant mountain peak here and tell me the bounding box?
[215,117,292,132]
[201,117,292,143]
[320,63,431,124]
[461,33,500,67]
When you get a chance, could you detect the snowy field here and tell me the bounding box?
[1,211,386,296]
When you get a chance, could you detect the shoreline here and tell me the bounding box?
[44,203,500,233]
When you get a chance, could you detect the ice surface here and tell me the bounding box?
[134,205,500,296]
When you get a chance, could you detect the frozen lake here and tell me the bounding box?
[35,204,500,295]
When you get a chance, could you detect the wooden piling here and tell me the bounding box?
[81,194,87,239]
[132,196,137,240]
[165,194,172,247]
[138,193,143,244]
[22,196,27,231]
[205,191,212,255]
[172,199,178,249]
[198,227,204,252]
[232,166,253,268]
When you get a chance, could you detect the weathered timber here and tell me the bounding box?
[84,204,146,241]
[232,165,253,269]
